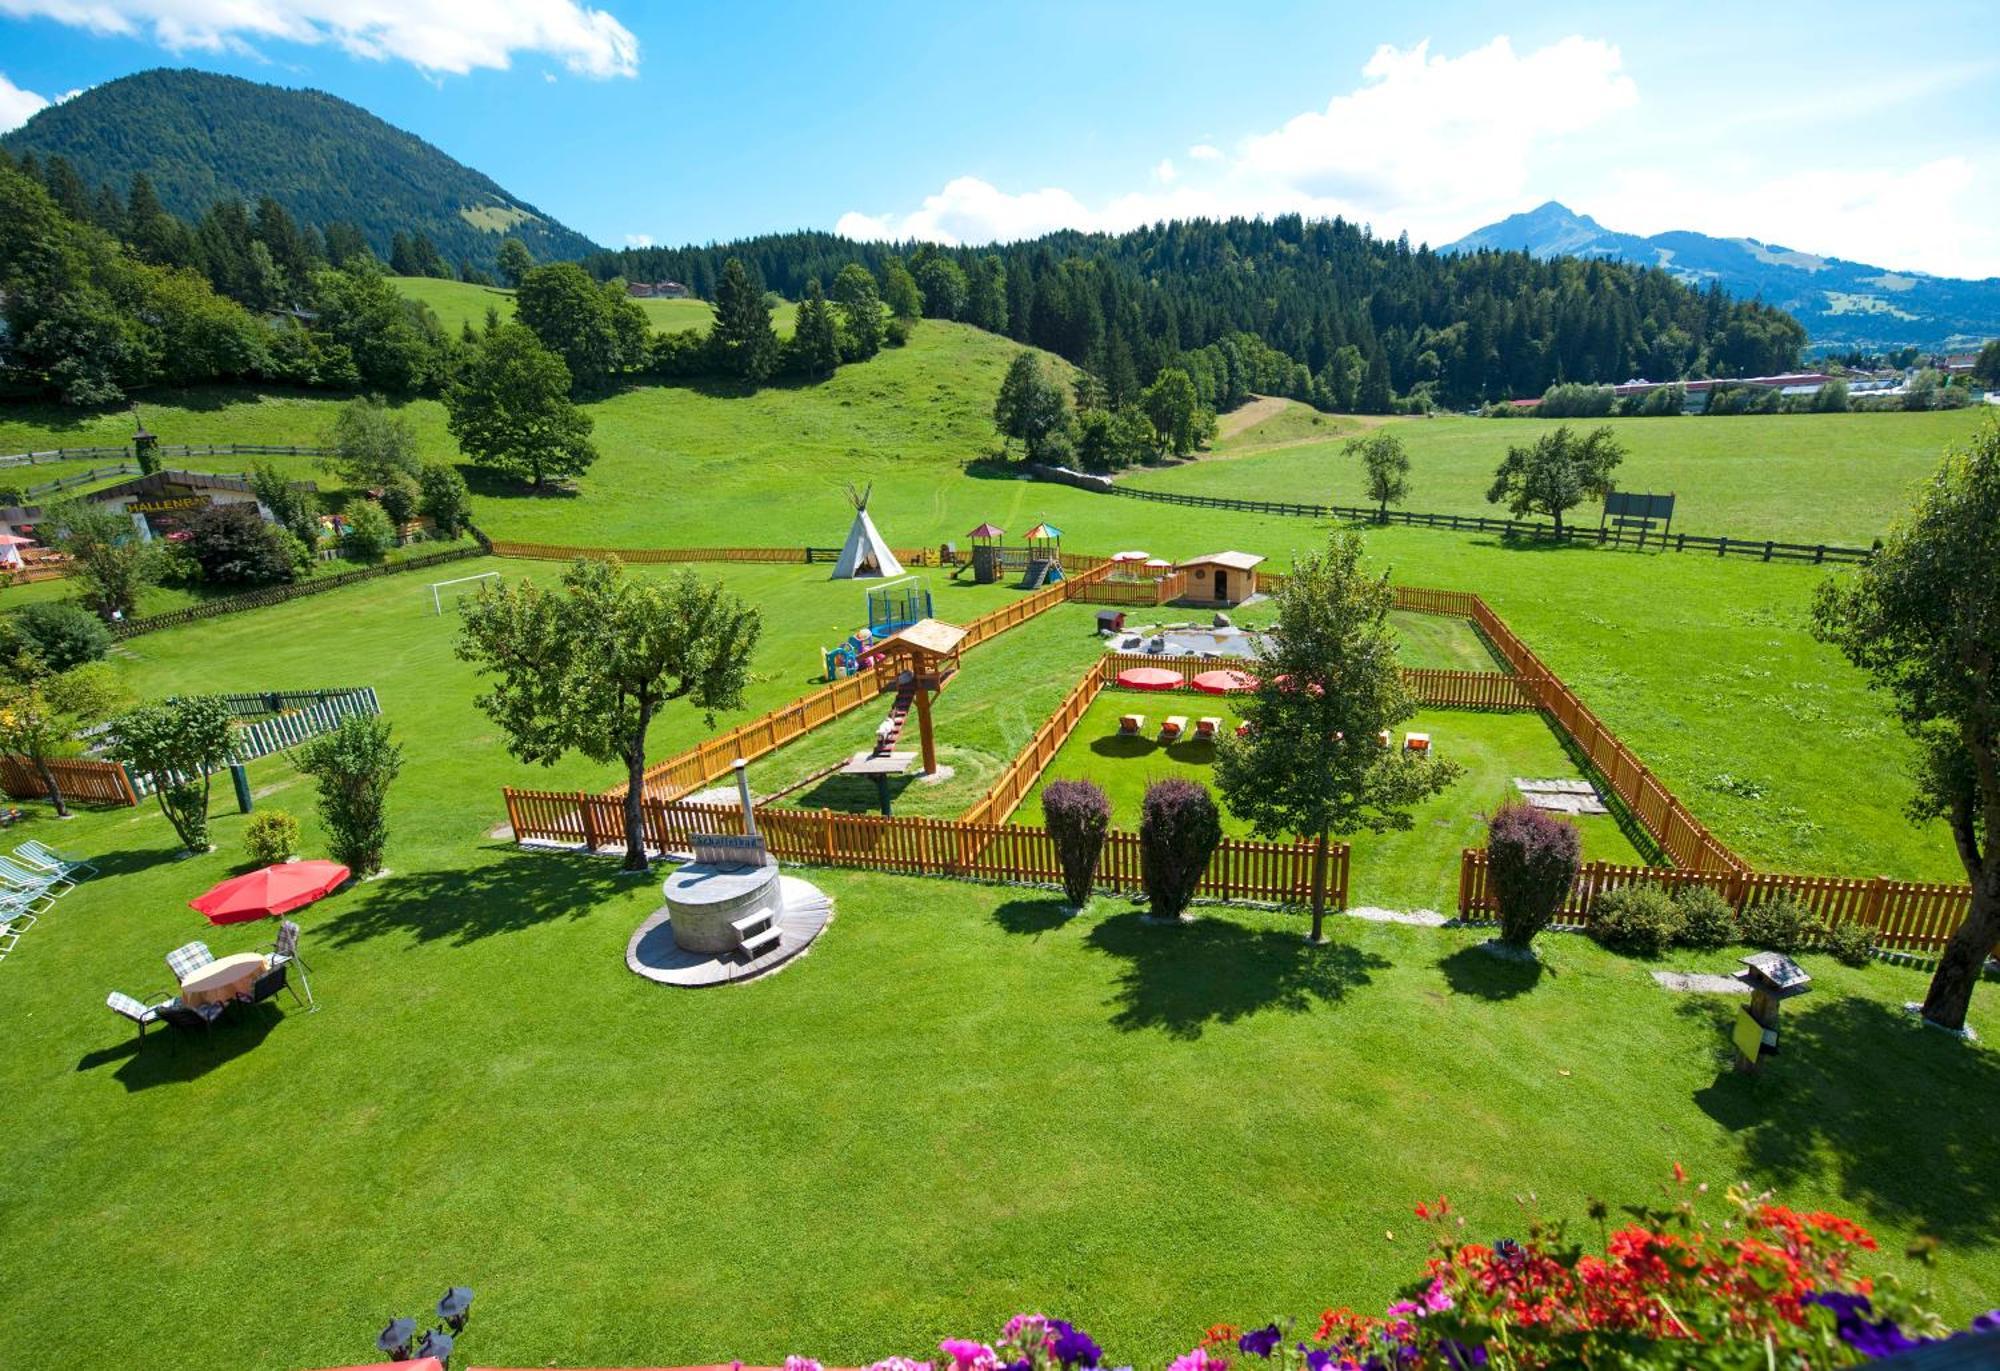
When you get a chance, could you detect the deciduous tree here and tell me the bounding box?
[292,713,403,876]
[111,694,236,853]
[1346,430,1411,521]
[993,351,1073,463]
[496,237,533,288]
[1140,367,1203,456]
[444,324,597,490]
[831,263,884,360]
[322,393,421,490]
[0,664,117,817]
[457,559,762,871]
[1485,424,1625,536]
[1214,533,1462,940]
[880,256,923,320]
[1812,420,2000,1031]
[44,498,160,622]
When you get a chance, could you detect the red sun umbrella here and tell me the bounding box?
[1191,668,1256,694]
[1273,673,1325,696]
[190,860,351,925]
[1116,666,1184,691]
[1111,550,1151,562]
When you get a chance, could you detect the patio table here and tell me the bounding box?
[179,952,269,1008]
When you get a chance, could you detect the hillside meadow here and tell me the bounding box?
[388,274,795,337]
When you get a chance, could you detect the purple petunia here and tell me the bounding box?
[1806,1291,1924,1359]
[1048,1320,1102,1369]
[1299,1345,1333,1371]
[1237,1324,1281,1359]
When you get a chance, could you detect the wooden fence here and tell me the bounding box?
[485,542,826,565]
[504,789,1344,908]
[1457,849,1972,953]
[1102,484,1875,565]
[0,754,137,806]
[962,659,1110,826]
[1071,573,1188,606]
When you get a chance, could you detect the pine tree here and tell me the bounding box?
[790,278,841,379]
[710,257,779,383]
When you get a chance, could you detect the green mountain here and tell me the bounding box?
[1,67,600,269]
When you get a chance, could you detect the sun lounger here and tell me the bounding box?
[1404,732,1431,753]
[1119,713,1145,736]
[1235,721,1253,739]
[1378,729,1393,748]
[1161,715,1187,740]
[1195,716,1221,741]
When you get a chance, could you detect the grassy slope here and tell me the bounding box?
[1132,406,1989,547]
[388,275,795,337]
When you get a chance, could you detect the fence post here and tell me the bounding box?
[1863,875,1888,932]
[579,791,600,851]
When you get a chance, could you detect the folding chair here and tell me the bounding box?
[0,855,69,897]
[165,940,215,984]
[266,919,316,1009]
[16,839,94,879]
[107,991,171,1042]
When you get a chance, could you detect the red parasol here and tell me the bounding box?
[1111,550,1151,562]
[1273,673,1325,696]
[1115,666,1184,691]
[1191,668,1255,694]
[190,860,351,925]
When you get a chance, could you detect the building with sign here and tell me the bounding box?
[0,469,318,544]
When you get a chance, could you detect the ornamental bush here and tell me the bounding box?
[291,714,402,876]
[341,501,395,562]
[1823,919,1877,968]
[1740,892,1813,954]
[1674,884,1739,950]
[1484,801,1580,949]
[1138,778,1221,921]
[1041,778,1111,909]
[8,600,111,672]
[185,502,298,586]
[1590,884,1684,958]
[243,809,300,865]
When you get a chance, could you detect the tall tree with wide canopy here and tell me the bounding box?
[1347,430,1411,521]
[0,665,117,818]
[458,559,763,871]
[1214,533,1462,940]
[445,324,597,490]
[1813,421,2000,1031]
[110,694,237,853]
[831,263,884,360]
[44,497,159,622]
[1485,424,1625,536]
[993,350,1073,463]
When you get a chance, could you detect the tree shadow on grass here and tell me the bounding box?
[1086,910,1388,1039]
[1684,993,2000,1244]
[313,845,634,949]
[1089,735,1158,760]
[70,846,185,883]
[1439,943,1548,1000]
[994,896,1072,937]
[77,1001,285,1092]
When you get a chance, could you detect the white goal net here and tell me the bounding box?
[429,570,501,615]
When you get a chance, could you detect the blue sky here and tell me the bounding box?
[1,0,1995,278]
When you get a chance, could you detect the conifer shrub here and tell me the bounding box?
[1138,778,1221,921]
[1042,779,1111,909]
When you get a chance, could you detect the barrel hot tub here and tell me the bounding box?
[661,841,785,955]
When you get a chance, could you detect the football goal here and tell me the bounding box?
[429,570,501,615]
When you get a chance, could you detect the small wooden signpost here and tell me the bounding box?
[1733,950,1812,1071]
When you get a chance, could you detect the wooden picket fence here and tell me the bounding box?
[1091,652,1539,711]
[1070,573,1189,606]
[486,542,825,565]
[503,789,1343,908]
[962,658,1111,827]
[0,754,137,807]
[1456,849,1972,953]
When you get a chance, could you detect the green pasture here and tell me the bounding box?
[1146,402,1989,547]
[387,274,793,337]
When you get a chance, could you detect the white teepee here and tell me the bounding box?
[831,483,904,579]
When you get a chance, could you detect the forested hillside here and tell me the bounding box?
[1,69,599,271]
[592,217,1807,410]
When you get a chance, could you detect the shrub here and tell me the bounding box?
[184,503,298,585]
[1673,884,1739,950]
[9,600,111,671]
[1484,802,1580,949]
[1823,919,1876,968]
[1138,778,1221,920]
[1590,884,1685,958]
[885,317,912,347]
[291,713,402,876]
[342,501,395,562]
[1041,778,1111,909]
[377,472,421,526]
[417,461,473,538]
[243,809,300,865]
[1739,892,1813,953]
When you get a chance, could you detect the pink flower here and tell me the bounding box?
[1169,1347,1222,1371]
[870,1360,934,1371]
[1003,1314,1053,1350]
[940,1339,999,1371]
[784,1358,824,1371]
[1421,1278,1454,1315]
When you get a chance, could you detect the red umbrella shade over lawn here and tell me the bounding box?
[1191,668,1256,694]
[190,860,351,925]
[1115,666,1184,691]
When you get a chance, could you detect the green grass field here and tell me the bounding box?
[388,274,795,337]
[3,328,2000,1367]
[1139,402,1990,547]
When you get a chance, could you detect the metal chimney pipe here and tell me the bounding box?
[733,758,758,839]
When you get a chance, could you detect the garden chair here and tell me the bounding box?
[0,882,53,920]
[165,941,215,985]
[1404,732,1431,754]
[1160,715,1187,741]
[249,961,303,1009]
[15,839,94,879]
[0,854,69,896]
[266,920,315,1009]
[106,991,172,1042]
[1118,714,1145,737]
[0,917,20,962]
[1195,716,1221,741]
[156,999,224,1032]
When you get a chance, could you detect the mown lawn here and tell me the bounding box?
[2,779,1996,1370]
[1015,691,1647,910]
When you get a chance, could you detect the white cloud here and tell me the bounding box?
[836,35,1637,247]
[0,1,640,77]
[0,71,49,131]
[623,232,652,248]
